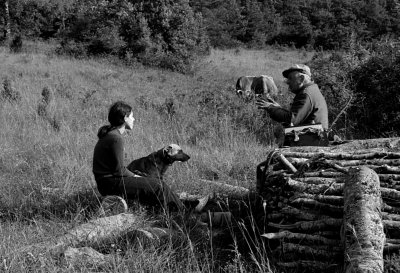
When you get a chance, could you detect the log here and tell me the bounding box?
[64,247,113,269]
[289,198,343,216]
[336,159,400,167]
[296,171,344,178]
[273,242,342,261]
[280,206,339,221]
[343,166,385,273]
[382,212,400,221]
[276,260,339,273]
[199,179,250,199]
[377,174,400,181]
[373,165,400,174]
[290,193,344,206]
[268,219,342,232]
[384,243,400,253]
[295,177,342,185]
[380,187,400,201]
[280,137,400,152]
[262,230,340,245]
[25,214,174,257]
[383,203,400,213]
[286,177,343,195]
[295,172,400,182]
[386,239,400,245]
[282,151,400,160]
[277,153,297,173]
[50,213,142,254]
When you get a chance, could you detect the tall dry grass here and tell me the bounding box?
[0,41,313,272]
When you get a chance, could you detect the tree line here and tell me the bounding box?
[1,0,399,52]
[189,0,400,49]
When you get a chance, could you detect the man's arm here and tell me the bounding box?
[266,105,291,124]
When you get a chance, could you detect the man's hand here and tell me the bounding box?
[256,97,280,109]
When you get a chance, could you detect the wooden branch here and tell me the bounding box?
[277,153,297,173]
[289,198,343,216]
[280,137,400,153]
[384,243,400,253]
[383,220,400,229]
[295,177,342,185]
[296,171,344,178]
[273,242,342,260]
[336,159,400,167]
[386,239,400,245]
[286,177,343,195]
[199,179,250,199]
[276,260,339,273]
[280,206,339,221]
[343,166,384,273]
[382,212,400,221]
[282,151,400,160]
[268,218,342,232]
[290,193,344,206]
[380,187,400,201]
[383,203,400,214]
[372,165,400,174]
[296,171,400,181]
[262,230,340,245]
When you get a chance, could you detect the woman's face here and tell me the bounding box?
[124,111,135,130]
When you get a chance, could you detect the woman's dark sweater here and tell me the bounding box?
[92,129,134,178]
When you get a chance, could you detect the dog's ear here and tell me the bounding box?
[164,144,181,156]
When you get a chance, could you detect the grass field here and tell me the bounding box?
[0,41,314,272]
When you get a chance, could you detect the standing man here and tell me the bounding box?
[256,64,329,146]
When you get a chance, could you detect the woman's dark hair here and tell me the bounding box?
[97,101,132,139]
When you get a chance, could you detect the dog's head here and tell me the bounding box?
[163,144,190,163]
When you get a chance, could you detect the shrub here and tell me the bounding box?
[121,0,210,73]
[1,77,21,103]
[9,35,23,53]
[309,38,400,139]
[58,0,210,73]
[349,42,400,138]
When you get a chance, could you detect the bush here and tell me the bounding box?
[349,42,400,138]
[9,35,23,53]
[58,0,210,73]
[309,38,400,139]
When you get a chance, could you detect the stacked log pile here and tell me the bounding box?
[256,138,400,273]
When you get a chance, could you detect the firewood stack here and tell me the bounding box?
[256,138,400,273]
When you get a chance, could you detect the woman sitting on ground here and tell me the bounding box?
[92,101,185,211]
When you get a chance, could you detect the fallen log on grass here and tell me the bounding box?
[343,166,385,273]
[24,213,173,257]
[64,246,114,270]
[199,179,250,199]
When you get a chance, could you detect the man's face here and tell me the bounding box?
[285,71,303,93]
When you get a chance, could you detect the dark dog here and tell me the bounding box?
[127,144,190,179]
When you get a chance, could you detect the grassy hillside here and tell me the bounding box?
[0,41,313,272]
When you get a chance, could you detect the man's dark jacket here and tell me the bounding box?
[267,82,329,129]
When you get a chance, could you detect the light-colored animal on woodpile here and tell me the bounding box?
[235,75,278,99]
